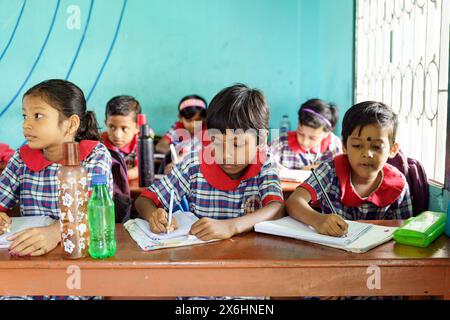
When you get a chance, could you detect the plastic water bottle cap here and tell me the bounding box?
[92,174,107,185]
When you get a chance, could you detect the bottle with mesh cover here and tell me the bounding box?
[57,142,90,259]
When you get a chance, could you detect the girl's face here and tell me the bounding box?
[210,132,261,179]
[344,124,399,181]
[22,95,74,150]
[296,124,329,150]
[180,112,204,135]
[105,115,139,148]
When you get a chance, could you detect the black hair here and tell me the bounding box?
[24,79,100,141]
[341,101,398,146]
[206,83,269,133]
[298,98,339,131]
[178,95,207,119]
[105,95,141,122]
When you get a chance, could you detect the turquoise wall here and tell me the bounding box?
[0,0,354,149]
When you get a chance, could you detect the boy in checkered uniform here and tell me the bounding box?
[270,99,342,170]
[0,79,112,300]
[286,101,413,237]
[101,95,141,180]
[136,84,284,241]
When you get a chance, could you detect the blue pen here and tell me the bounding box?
[181,195,189,212]
[167,189,175,234]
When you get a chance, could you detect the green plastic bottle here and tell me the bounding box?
[88,174,116,259]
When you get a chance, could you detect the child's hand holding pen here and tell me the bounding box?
[0,212,12,235]
[313,214,348,237]
[148,208,179,234]
[309,169,348,237]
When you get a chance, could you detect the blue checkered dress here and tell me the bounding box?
[299,155,413,220]
[270,131,342,169]
[163,121,185,144]
[0,142,113,218]
[0,141,112,300]
[142,150,284,218]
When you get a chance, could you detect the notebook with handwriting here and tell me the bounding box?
[124,211,219,251]
[255,216,397,253]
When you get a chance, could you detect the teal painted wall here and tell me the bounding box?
[0,0,354,149]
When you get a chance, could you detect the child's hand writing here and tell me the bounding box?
[314,214,348,237]
[148,208,179,234]
[190,218,235,241]
[164,148,187,175]
[0,212,12,235]
[7,223,60,256]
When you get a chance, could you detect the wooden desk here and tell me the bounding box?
[129,179,300,200]
[0,220,449,298]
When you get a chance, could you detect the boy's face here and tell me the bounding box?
[179,112,203,135]
[210,131,260,178]
[344,124,399,181]
[22,95,73,150]
[105,115,139,148]
[296,124,329,150]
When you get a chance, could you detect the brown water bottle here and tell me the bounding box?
[57,142,90,259]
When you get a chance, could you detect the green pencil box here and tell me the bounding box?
[393,211,446,247]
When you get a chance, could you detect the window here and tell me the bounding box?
[355,0,449,184]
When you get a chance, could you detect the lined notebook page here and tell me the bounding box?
[134,211,199,241]
[255,216,372,246]
[255,216,397,253]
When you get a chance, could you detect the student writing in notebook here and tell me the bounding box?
[286,101,413,237]
[136,84,284,240]
[270,99,342,170]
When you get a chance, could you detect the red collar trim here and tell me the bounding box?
[20,140,99,171]
[333,154,405,207]
[199,146,266,191]
[101,131,137,154]
[174,121,185,130]
[287,131,331,154]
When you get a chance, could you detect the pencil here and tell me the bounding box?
[170,144,179,164]
[167,189,175,234]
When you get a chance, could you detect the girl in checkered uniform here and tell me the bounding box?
[286,101,413,237]
[136,84,284,241]
[270,99,342,170]
[0,79,112,258]
[155,94,208,155]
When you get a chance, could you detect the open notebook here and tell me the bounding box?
[0,216,55,249]
[279,168,311,182]
[124,211,219,251]
[255,216,397,253]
